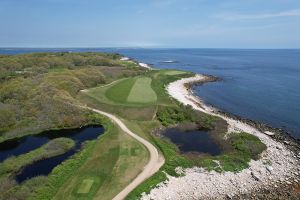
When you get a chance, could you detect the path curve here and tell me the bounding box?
[84,106,164,200]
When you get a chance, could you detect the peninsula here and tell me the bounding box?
[0,52,299,200]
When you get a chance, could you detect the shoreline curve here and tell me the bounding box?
[141,74,299,200]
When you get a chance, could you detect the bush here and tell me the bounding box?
[198,132,267,172]
[156,106,191,126]
[229,132,267,160]
[0,104,16,132]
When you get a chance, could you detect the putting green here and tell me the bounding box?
[163,70,187,75]
[105,78,136,104]
[77,179,94,194]
[127,77,157,104]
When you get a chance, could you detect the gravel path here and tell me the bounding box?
[84,107,164,200]
[142,74,299,200]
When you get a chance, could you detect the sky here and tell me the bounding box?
[0,0,300,48]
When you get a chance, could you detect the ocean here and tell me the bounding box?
[1,48,300,139]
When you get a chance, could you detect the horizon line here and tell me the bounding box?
[1,47,300,50]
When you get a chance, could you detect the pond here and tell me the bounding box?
[0,126,104,183]
[162,128,221,156]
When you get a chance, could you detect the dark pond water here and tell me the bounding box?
[163,128,221,156]
[0,126,104,183]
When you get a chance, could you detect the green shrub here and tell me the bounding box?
[156,106,191,126]
[229,132,267,160]
[198,132,267,172]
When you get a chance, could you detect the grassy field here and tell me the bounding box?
[52,117,148,200]
[127,77,157,103]
[79,70,179,121]
[81,70,184,110]
[106,78,136,104]
[163,70,187,75]
[77,179,94,194]
[97,76,157,105]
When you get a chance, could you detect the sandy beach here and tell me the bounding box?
[142,74,300,200]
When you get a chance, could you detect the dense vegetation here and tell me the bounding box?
[0,52,121,81]
[0,52,145,142]
[193,132,267,172]
[0,52,147,200]
[156,105,218,129]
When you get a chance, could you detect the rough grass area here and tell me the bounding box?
[119,60,139,68]
[127,77,157,104]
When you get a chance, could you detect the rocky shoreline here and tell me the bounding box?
[141,74,300,200]
[185,75,300,153]
[186,74,300,199]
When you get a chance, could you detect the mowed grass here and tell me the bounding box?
[91,76,157,106]
[105,78,136,104]
[163,70,187,75]
[53,122,149,200]
[77,179,94,194]
[81,70,186,120]
[127,77,157,104]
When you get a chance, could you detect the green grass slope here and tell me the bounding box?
[105,78,136,104]
[127,77,157,104]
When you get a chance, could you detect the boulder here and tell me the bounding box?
[251,172,260,181]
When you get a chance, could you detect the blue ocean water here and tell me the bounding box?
[1,48,300,138]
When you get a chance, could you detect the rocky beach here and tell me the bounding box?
[142,74,300,200]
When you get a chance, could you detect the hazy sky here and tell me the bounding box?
[1,0,300,48]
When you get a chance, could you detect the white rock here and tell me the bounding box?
[265,131,275,136]
[276,146,283,150]
[120,57,129,61]
[266,166,273,173]
[251,172,261,181]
